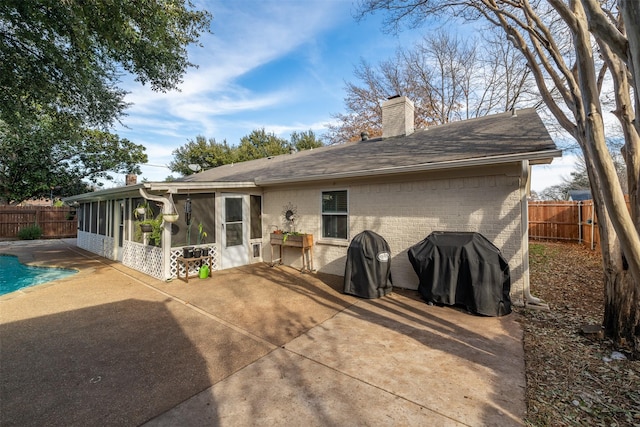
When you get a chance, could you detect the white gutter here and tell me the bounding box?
[147,181,257,192]
[63,184,145,203]
[139,187,175,280]
[63,181,257,203]
[520,160,549,310]
[257,149,562,186]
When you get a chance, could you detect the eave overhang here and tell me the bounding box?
[256,149,562,185]
[63,181,257,203]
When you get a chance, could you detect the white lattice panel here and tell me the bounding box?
[77,231,90,250]
[102,236,115,260]
[169,245,218,279]
[122,241,164,280]
[77,232,114,259]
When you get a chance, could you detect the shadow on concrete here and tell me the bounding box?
[154,263,524,425]
[0,298,214,426]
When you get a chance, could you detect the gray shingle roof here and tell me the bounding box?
[180,108,559,185]
[568,190,592,201]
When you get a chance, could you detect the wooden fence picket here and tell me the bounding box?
[0,206,77,239]
[528,196,630,251]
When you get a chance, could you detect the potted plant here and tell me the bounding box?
[197,222,208,245]
[135,214,163,246]
[140,223,153,233]
[134,201,152,220]
[270,231,312,247]
[197,222,209,256]
[163,212,179,223]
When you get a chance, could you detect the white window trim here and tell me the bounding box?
[319,189,349,244]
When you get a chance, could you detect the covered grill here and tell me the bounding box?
[343,230,393,298]
[407,232,511,316]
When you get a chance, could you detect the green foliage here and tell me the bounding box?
[235,129,290,162]
[169,136,234,175]
[169,129,325,175]
[0,118,147,204]
[290,130,324,151]
[134,215,163,247]
[0,0,209,203]
[1,0,211,128]
[528,243,558,273]
[197,222,208,245]
[18,225,43,240]
[133,201,153,220]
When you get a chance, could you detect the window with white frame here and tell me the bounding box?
[321,190,348,239]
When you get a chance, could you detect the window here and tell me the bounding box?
[322,190,348,239]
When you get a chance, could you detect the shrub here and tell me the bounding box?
[18,225,43,240]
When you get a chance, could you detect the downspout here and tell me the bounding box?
[139,187,175,280]
[520,160,549,309]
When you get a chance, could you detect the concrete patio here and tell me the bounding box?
[0,239,526,426]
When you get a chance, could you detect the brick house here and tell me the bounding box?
[65,96,560,305]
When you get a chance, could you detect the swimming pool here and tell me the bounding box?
[0,254,78,296]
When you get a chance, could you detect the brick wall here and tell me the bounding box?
[262,163,527,304]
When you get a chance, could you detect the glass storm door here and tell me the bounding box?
[221,195,249,268]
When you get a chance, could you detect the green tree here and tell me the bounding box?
[169,136,234,175]
[0,118,147,204]
[0,0,210,202]
[290,130,324,151]
[169,129,325,176]
[235,129,289,162]
[1,0,211,128]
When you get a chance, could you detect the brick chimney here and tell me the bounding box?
[125,174,137,186]
[382,95,414,138]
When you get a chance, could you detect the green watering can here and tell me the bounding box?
[198,265,210,279]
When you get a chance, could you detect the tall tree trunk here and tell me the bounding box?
[572,0,640,356]
[597,60,640,358]
[603,270,640,355]
[583,132,639,356]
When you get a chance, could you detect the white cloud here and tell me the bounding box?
[114,0,350,149]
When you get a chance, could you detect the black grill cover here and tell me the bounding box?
[343,230,392,298]
[407,232,511,316]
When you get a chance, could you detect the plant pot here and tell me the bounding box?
[183,246,194,258]
[163,213,179,223]
[193,248,202,258]
[140,223,153,233]
[201,247,209,256]
[136,207,147,216]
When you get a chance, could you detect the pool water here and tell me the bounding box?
[0,254,77,296]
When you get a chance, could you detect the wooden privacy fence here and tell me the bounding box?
[528,197,630,250]
[0,206,77,239]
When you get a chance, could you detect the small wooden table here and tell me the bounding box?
[270,233,314,272]
[177,255,212,283]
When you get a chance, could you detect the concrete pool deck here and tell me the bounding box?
[0,239,526,426]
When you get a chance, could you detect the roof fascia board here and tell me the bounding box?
[63,183,145,203]
[147,181,257,192]
[63,181,258,202]
[256,149,562,185]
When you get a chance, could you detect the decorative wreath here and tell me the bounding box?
[282,202,298,230]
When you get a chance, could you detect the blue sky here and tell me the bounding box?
[113,0,571,192]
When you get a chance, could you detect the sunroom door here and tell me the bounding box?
[220,194,249,268]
